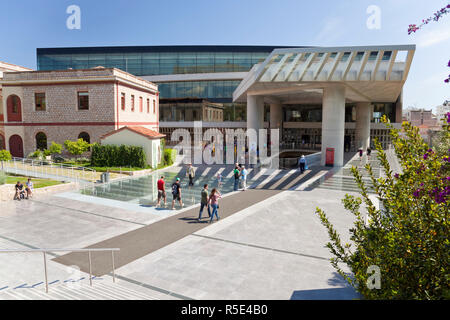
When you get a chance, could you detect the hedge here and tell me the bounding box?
[163,148,177,166]
[91,143,146,168]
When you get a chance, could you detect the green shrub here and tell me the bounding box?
[316,115,450,299]
[28,150,44,160]
[44,142,63,157]
[91,143,146,168]
[163,148,177,166]
[64,139,91,156]
[0,150,12,161]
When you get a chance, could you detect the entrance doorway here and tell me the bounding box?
[9,135,24,158]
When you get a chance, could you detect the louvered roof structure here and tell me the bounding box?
[233,45,415,104]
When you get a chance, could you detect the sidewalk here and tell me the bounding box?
[54,189,281,276]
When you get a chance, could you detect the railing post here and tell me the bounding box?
[111,251,116,283]
[43,252,49,293]
[88,250,93,286]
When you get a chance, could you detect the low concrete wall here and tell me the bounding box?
[0,182,77,202]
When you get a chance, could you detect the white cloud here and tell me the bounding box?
[314,17,345,44]
[416,25,450,48]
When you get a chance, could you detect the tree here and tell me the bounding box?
[64,138,91,156]
[0,150,12,161]
[44,142,63,157]
[316,114,450,299]
[408,4,450,83]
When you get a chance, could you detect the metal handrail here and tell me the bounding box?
[1,157,97,189]
[0,248,120,293]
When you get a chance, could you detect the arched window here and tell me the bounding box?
[78,132,90,144]
[6,95,22,122]
[35,132,47,151]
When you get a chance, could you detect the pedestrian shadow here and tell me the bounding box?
[178,217,210,224]
[139,204,171,211]
[290,272,361,300]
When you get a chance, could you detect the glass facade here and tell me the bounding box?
[282,103,396,123]
[158,80,241,100]
[283,105,322,122]
[37,49,272,76]
[37,46,288,121]
[36,46,397,124]
[372,103,395,123]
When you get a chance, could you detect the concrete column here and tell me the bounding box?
[395,90,403,123]
[321,85,346,167]
[355,102,371,151]
[247,95,264,164]
[269,103,283,129]
[247,95,264,132]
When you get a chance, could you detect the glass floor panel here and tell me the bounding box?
[80,166,256,207]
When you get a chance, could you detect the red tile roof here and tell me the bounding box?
[100,126,165,140]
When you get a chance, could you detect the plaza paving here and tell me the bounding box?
[0,158,367,300]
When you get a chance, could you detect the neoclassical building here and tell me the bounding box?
[0,61,33,150]
[0,67,159,157]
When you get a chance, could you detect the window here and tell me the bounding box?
[6,95,22,122]
[35,132,47,151]
[78,132,90,144]
[131,95,135,111]
[147,98,150,113]
[35,93,46,111]
[121,93,125,110]
[153,100,156,114]
[139,96,143,112]
[77,92,89,110]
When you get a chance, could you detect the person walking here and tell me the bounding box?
[156,176,166,207]
[240,165,248,191]
[209,188,222,223]
[216,172,223,188]
[198,184,211,220]
[366,147,372,160]
[299,155,306,173]
[187,164,195,186]
[171,178,183,210]
[233,164,241,191]
[359,148,363,162]
[25,178,33,199]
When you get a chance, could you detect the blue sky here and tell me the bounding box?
[1,0,449,111]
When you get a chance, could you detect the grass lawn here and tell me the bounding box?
[4,175,62,189]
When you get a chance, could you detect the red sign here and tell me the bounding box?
[326,148,335,167]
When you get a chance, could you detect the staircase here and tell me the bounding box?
[0,280,162,300]
[313,152,383,193]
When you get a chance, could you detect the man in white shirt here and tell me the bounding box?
[240,165,248,191]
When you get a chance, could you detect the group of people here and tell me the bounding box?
[358,147,372,161]
[157,162,259,223]
[14,178,33,201]
[233,163,248,191]
[198,184,221,223]
[156,175,183,210]
[156,173,222,223]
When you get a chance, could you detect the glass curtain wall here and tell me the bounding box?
[282,103,396,123]
[157,80,241,100]
[38,52,270,75]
